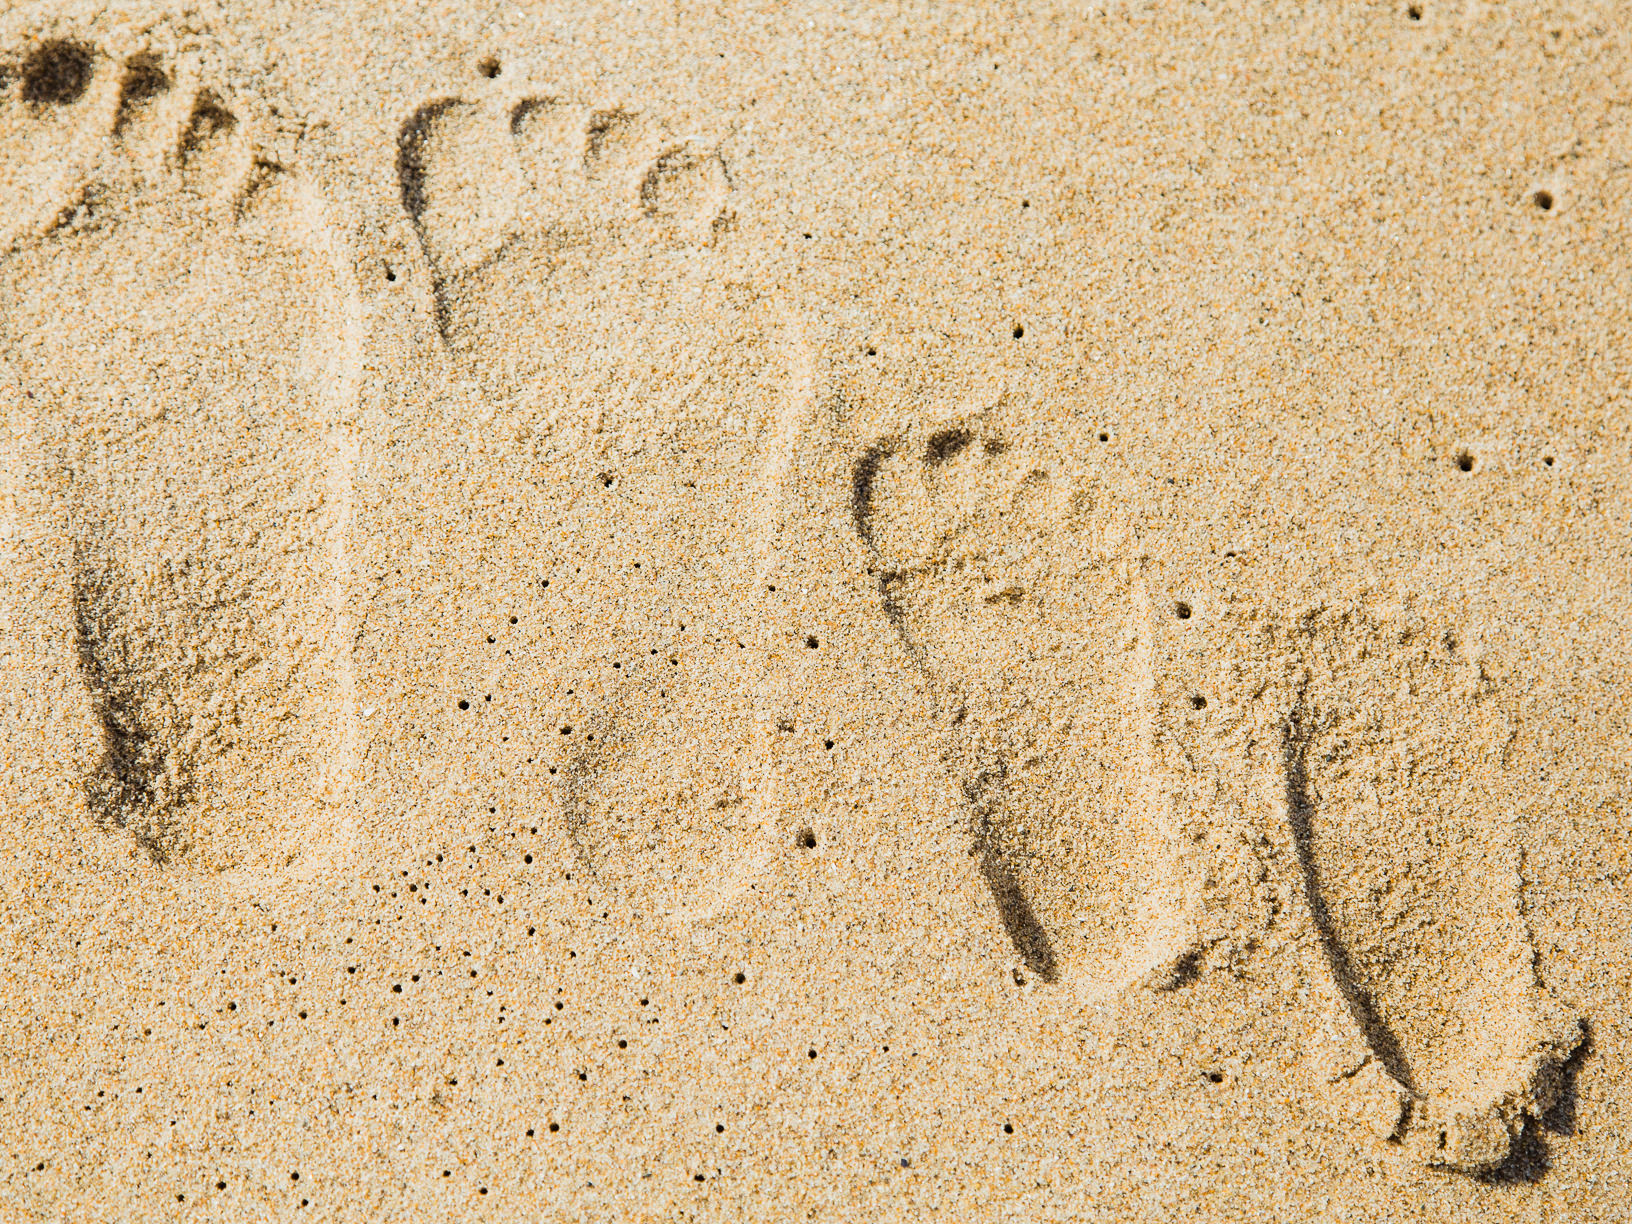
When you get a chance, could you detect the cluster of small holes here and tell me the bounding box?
[36,557,948,1202]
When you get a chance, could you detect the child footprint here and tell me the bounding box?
[396,70,732,350]
[1278,599,1583,1172]
[0,19,363,874]
[851,401,1201,993]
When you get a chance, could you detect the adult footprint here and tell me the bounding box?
[397,79,732,349]
[0,21,362,873]
[1281,599,1582,1172]
[852,403,1198,992]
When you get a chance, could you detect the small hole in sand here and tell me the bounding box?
[384,267,397,283]
[1175,602,1192,619]
[716,1123,725,1133]
[824,739,834,750]
[1205,1069,1225,1083]
[1457,450,1475,472]
[1406,3,1422,18]
[1012,325,1025,339]
[1097,431,1110,442]
[458,700,470,710]
[1543,455,1555,466]
[1003,1123,1014,1134]
[549,1122,559,1132]
[807,1048,818,1059]
[806,635,819,648]
[798,828,817,850]
[478,56,501,78]
[733,972,746,984]
[1190,694,1207,709]
[1532,189,1553,211]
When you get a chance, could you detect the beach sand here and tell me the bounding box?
[1,0,1628,1217]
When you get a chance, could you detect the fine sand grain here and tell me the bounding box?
[2,0,1629,1218]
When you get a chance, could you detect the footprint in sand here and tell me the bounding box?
[1275,599,1583,1172]
[555,661,772,929]
[0,19,362,873]
[396,74,732,350]
[847,399,1202,993]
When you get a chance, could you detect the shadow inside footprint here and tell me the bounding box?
[1478,1027,1589,1184]
[1283,712,1416,1095]
[849,405,1182,989]
[72,549,180,861]
[1279,600,1585,1173]
[20,40,93,106]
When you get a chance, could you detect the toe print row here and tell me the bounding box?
[397,89,733,346]
[0,32,291,247]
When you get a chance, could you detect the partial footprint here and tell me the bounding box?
[397,80,732,349]
[1278,598,1582,1172]
[557,673,765,927]
[0,19,362,873]
[851,400,1198,992]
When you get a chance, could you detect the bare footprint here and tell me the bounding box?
[1276,598,1582,1172]
[555,664,773,928]
[851,401,1199,992]
[0,20,362,874]
[396,76,732,350]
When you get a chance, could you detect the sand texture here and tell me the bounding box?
[1,0,1629,1218]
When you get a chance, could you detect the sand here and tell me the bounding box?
[0,0,1628,1217]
